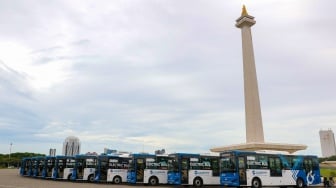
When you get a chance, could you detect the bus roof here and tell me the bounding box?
[74,154,97,159]
[97,155,128,159]
[55,155,75,159]
[168,153,200,158]
[31,156,45,160]
[130,153,155,158]
[220,150,318,157]
[200,153,219,157]
[44,156,55,160]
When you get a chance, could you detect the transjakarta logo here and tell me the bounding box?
[252,170,268,176]
[194,171,210,175]
[150,170,166,174]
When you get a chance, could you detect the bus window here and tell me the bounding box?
[211,158,220,176]
[303,158,313,173]
[246,155,268,169]
[86,158,96,168]
[157,156,168,170]
[146,158,157,169]
[121,158,129,169]
[312,157,319,171]
[199,157,211,170]
[109,159,119,168]
[269,157,282,177]
[190,158,199,170]
[283,156,293,169]
[246,155,256,169]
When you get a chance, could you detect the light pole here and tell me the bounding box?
[8,142,12,168]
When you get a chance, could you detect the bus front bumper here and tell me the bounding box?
[221,176,239,187]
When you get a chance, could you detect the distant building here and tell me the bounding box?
[104,148,117,155]
[62,136,81,156]
[49,148,56,156]
[155,149,166,155]
[320,129,336,157]
[85,152,98,156]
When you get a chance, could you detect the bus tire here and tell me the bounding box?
[193,177,203,187]
[149,176,159,186]
[88,174,94,182]
[67,174,72,180]
[296,178,305,188]
[113,176,122,184]
[252,177,261,188]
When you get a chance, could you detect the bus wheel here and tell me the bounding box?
[88,174,94,182]
[113,176,122,184]
[296,178,304,188]
[149,176,158,186]
[252,178,261,188]
[193,177,203,187]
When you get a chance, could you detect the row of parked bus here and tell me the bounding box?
[20,152,219,186]
[20,150,322,188]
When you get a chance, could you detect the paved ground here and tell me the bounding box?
[0,169,173,188]
[0,169,324,188]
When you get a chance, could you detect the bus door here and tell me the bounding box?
[47,158,55,177]
[99,158,108,181]
[136,158,145,182]
[181,157,189,184]
[211,157,220,176]
[77,160,84,179]
[269,157,282,177]
[238,156,247,185]
[58,160,64,178]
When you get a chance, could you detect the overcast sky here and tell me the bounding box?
[1,0,335,156]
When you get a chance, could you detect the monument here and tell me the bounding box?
[211,6,306,153]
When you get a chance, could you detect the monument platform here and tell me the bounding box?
[210,142,307,154]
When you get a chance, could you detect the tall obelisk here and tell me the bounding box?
[210,6,307,153]
[236,5,264,143]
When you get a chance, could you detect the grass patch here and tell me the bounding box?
[320,167,336,177]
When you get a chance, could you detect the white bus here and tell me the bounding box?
[219,150,321,188]
[52,156,75,180]
[167,153,220,187]
[70,155,97,182]
[94,155,130,184]
[127,153,170,185]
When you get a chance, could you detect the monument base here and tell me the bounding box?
[210,142,307,154]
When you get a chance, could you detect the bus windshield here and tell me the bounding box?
[128,159,135,171]
[168,158,179,172]
[220,156,236,173]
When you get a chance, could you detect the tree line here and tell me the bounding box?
[0,152,45,168]
[319,155,336,163]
